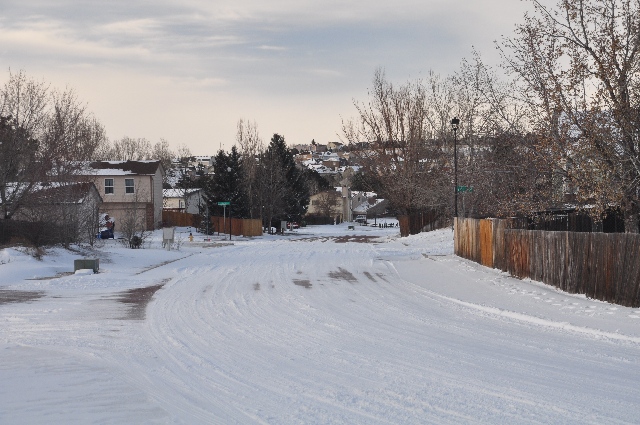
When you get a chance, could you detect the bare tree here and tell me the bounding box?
[0,70,106,222]
[256,148,287,232]
[43,88,107,182]
[316,190,341,218]
[236,118,263,218]
[119,189,151,248]
[500,0,640,229]
[0,71,49,220]
[342,69,451,216]
[448,54,550,218]
[0,70,49,136]
[110,137,152,161]
[152,138,173,171]
[78,192,102,247]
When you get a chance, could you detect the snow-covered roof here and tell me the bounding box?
[163,189,202,198]
[353,198,386,214]
[88,160,163,176]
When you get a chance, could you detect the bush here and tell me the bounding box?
[0,220,67,247]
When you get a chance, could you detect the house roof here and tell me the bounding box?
[163,188,202,198]
[28,182,102,205]
[89,160,163,176]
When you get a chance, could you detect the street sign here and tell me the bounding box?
[456,186,473,193]
[217,201,230,206]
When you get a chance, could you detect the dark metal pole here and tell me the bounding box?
[454,127,458,218]
[451,117,460,219]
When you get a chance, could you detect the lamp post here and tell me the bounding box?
[451,117,460,219]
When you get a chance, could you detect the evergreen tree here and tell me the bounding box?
[228,146,250,218]
[265,134,310,222]
[202,147,250,220]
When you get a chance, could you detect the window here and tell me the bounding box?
[125,178,135,194]
[104,178,114,195]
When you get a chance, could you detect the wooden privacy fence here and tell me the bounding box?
[162,210,200,227]
[162,211,262,237]
[209,215,262,237]
[454,217,640,307]
[398,209,449,237]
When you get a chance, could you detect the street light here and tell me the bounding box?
[451,117,460,219]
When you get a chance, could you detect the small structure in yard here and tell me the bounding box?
[74,258,99,273]
[162,227,175,250]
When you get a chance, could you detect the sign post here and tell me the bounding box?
[217,202,231,240]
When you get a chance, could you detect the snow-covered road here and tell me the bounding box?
[1,224,639,424]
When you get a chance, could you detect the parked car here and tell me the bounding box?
[355,215,367,225]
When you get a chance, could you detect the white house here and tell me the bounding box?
[163,188,205,215]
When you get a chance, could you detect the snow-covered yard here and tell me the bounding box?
[1,223,639,424]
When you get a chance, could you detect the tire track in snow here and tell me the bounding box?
[121,236,640,423]
[140,240,449,422]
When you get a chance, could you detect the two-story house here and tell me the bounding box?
[77,161,165,230]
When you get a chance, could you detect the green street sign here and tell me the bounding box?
[217,201,230,206]
[456,186,473,193]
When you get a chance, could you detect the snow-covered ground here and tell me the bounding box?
[1,222,639,424]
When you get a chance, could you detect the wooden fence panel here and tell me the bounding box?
[455,218,481,263]
[585,233,596,297]
[577,231,591,296]
[529,231,544,283]
[541,232,553,287]
[492,219,507,272]
[619,235,640,306]
[242,219,263,237]
[630,237,640,306]
[505,230,531,279]
[614,234,627,305]
[552,232,568,291]
[480,220,494,268]
[398,216,410,238]
[603,234,616,303]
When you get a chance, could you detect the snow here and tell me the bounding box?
[1,223,640,424]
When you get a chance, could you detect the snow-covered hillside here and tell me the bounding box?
[1,223,639,424]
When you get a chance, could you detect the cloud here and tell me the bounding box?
[307,68,342,78]
[0,0,549,152]
[257,45,287,52]
[0,22,155,62]
[98,18,161,37]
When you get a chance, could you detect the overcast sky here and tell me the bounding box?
[1,0,546,154]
